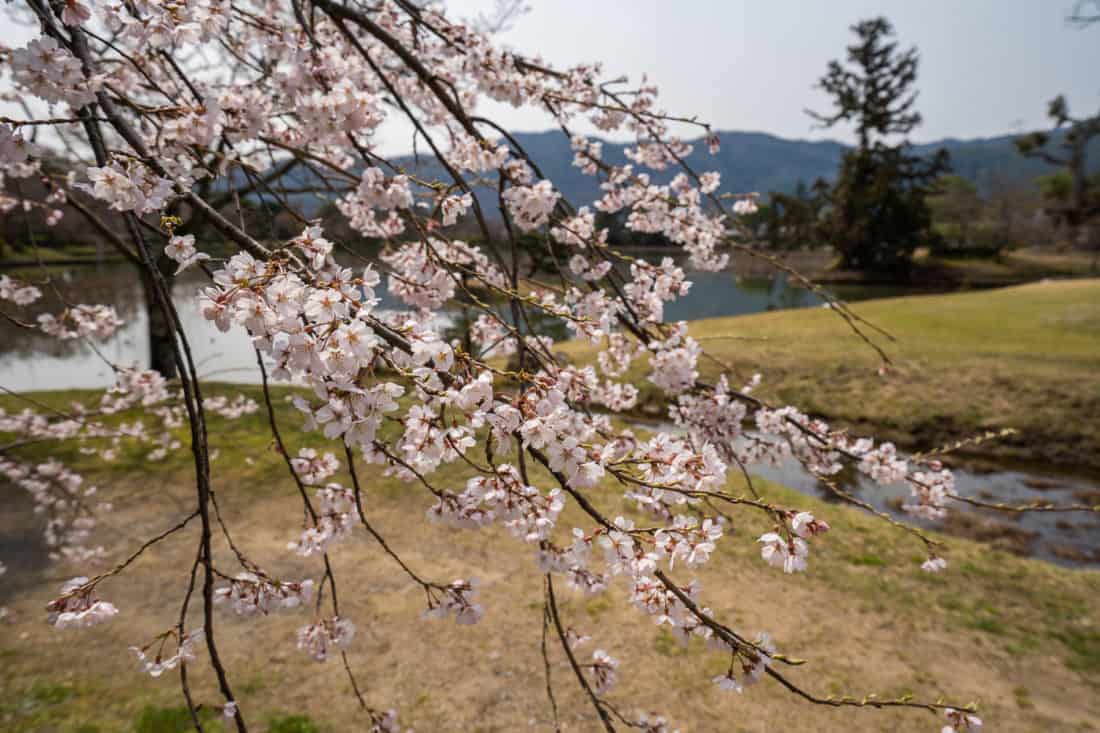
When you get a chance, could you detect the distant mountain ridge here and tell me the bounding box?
[276,129,1100,216]
[395,128,1098,206]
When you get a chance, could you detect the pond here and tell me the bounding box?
[0,260,911,392]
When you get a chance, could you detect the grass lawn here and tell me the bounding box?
[0,243,115,267]
[563,279,1100,472]
[919,249,1100,285]
[1,379,1098,732]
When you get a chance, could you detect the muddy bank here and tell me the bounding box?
[819,413,1100,476]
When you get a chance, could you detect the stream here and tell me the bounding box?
[752,452,1100,567]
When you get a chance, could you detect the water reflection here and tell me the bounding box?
[750,455,1100,568]
[0,260,903,392]
[1,266,252,391]
[665,273,822,321]
[619,419,1099,568]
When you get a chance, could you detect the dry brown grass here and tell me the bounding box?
[2,425,1098,732]
[3,280,1100,731]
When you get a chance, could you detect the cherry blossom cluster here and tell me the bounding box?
[429,463,564,543]
[0,274,42,305]
[589,648,619,694]
[204,394,259,420]
[78,162,176,216]
[943,708,984,732]
[37,303,123,341]
[164,234,210,273]
[758,511,830,574]
[46,576,118,628]
[502,180,560,230]
[296,615,356,662]
[654,516,724,569]
[646,325,702,395]
[214,572,314,617]
[289,482,360,556]
[0,457,106,563]
[381,236,507,310]
[0,0,1003,728]
[290,447,341,484]
[634,712,681,733]
[337,169,413,238]
[0,365,263,563]
[0,123,40,168]
[712,632,775,694]
[9,35,98,107]
[422,578,485,625]
[130,628,204,677]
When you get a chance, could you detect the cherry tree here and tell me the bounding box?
[3,1,1088,730]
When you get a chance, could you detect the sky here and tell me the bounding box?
[428,0,1100,149]
[3,1,1098,154]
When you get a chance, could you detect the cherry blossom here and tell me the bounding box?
[943,708,983,732]
[164,234,211,273]
[60,0,92,26]
[502,180,560,230]
[297,616,356,661]
[758,532,809,574]
[10,36,98,107]
[423,578,485,625]
[214,573,314,616]
[130,629,204,677]
[922,556,948,573]
[0,0,1017,727]
[79,162,175,215]
[590,648,619,694]
[0,274,42,305]
[0,125,39,167]
[47,577,118,629]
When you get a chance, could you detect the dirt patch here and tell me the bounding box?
[2,464,1099,733]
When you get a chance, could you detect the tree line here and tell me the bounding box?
[605,16,1100,278]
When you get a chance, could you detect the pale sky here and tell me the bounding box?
[4,1,1098,154]
[426,0,1100,150]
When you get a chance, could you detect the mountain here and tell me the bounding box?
[379,130,846,211]
[400,129,1098,203]
[274,129,1100,216]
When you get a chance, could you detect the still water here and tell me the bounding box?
[625,420,1100,569]
[0,261,904,392]
[752,454,1100,568]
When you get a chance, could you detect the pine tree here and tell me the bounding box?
[809,17,949,275]
[1016,96,1100,251]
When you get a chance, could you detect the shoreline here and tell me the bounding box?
[565,280,1100,475]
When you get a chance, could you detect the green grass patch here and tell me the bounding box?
[267,714,322,733]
